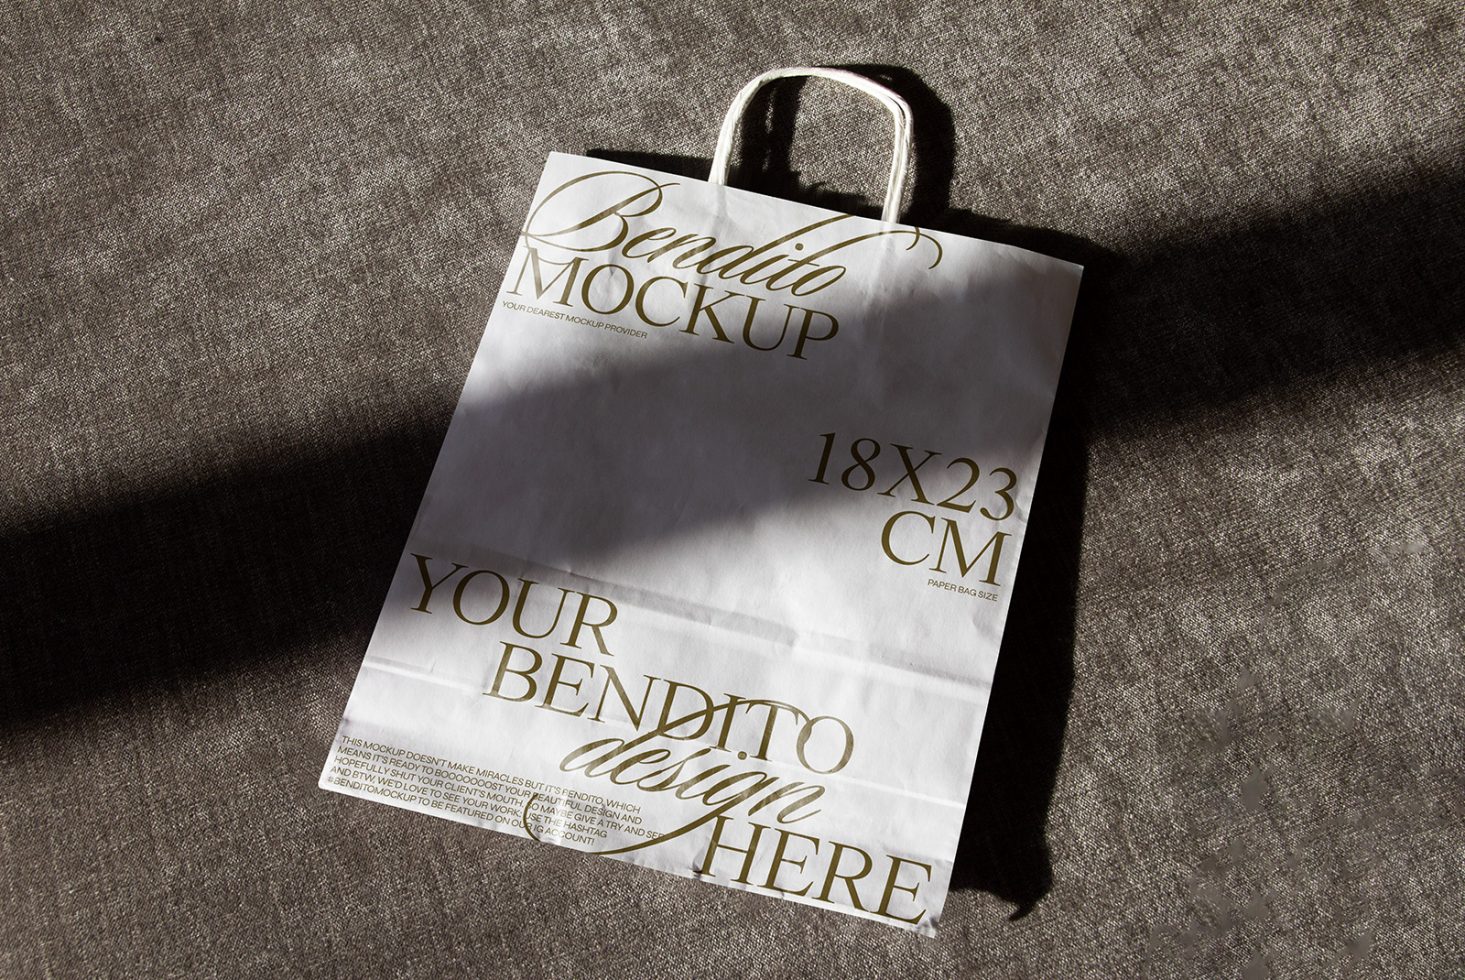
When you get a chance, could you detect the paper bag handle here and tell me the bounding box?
[708,67,913,224]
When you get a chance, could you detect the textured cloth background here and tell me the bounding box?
[2,2,1462,977]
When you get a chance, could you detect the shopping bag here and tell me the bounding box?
[320,67,1082,935]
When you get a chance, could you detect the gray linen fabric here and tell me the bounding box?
[2,2,1461,976]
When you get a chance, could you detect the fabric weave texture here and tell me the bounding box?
[2,2,1461,977]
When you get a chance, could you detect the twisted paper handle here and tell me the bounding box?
[708,67,914,224]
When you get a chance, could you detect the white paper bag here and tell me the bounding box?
[320,67,1082,935]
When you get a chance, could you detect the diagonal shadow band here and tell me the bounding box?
[616,64,1463,431]
[2,68,1461,920]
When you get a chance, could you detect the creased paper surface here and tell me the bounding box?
[321,152,1081,934]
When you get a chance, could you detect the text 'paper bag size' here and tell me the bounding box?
[321,67,1082,935]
